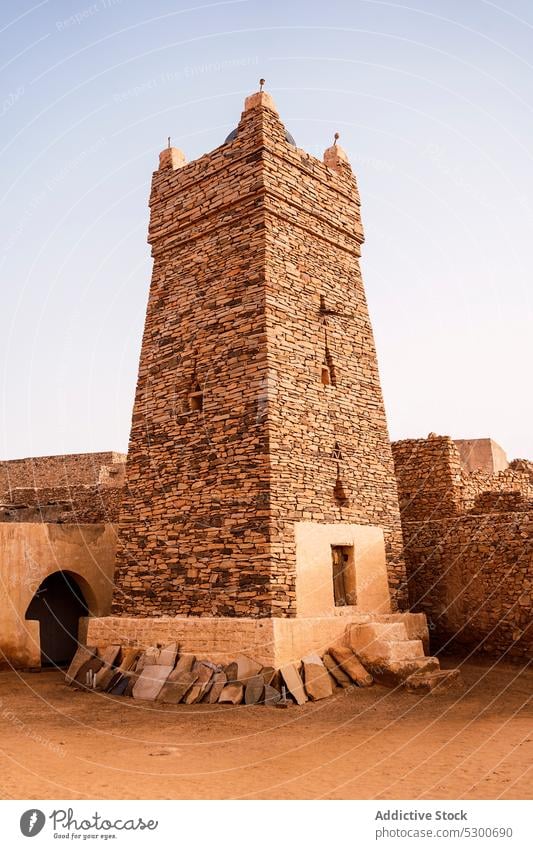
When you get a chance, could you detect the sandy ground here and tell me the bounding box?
[0,656,530,800]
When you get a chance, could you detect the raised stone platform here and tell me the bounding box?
[84,612,429,668]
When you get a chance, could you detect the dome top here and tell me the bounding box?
[224,127,296,146]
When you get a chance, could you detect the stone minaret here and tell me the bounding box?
[112,86,407,620]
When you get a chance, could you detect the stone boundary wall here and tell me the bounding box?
[0,452,125,495]
[391,436,463,521]
[402,511,532,658]
[0,485,123,524]
[461,469,533,512]
[393,435,532,658]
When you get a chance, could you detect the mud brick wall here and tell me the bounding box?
[0,452,125,496]
[393,435,532,657]
[402,512,532,658]
[112,92,407,618]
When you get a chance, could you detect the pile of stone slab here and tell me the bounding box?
[65,619,462,704]
[64,643,377,706]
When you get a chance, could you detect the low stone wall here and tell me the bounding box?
[0,452,125,494]
[1,485,123,524]
[86,612,429,669]
[403,511,532,659]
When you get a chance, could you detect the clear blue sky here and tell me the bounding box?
[1,0,531,461]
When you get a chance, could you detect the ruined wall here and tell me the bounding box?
[112,91,406,619]
[0,452,125,495]
[0,485,123,524]
[392,436,532,658]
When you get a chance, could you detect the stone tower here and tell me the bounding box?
[111,86,407,626]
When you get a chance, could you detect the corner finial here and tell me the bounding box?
[167,136,171,150]
[334,132,340,146]
[259,78,265,91]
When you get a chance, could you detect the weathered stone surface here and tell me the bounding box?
[224,662,238,682]
[218,682,244,704]
[169,653,196,678]
[323,652,352,688]
[302,658,333,701]
[366,656,440,687]
[157,642,178,666]
[73,656,104,688]
[260,666,276,686]
[132,664,173,701]
[392,436,533,660]
[182,662,213,704]
[65,646,97,685]
[204,671,227,703]
[405,668,464,695]
[280,664,307,705]
[263,684,282,706]
[236,654,262,682]
[157,670,198,704]
[244,675,264,705]
[329,646,373,687]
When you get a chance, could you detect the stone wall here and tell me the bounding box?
[112,90,407,619]
[393,435,532,658]
[0,452,125,495]
[0,485,123,524]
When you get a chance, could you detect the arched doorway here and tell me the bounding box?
[25,571,89,667]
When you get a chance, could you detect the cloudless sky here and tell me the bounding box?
[1,0,531,461]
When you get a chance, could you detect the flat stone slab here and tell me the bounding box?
[73,656,104,689]
[224,662,238,682]
[157,642,178,666]
[183,662,213,704]
[280,664,307,705]
[260,666,276,686]
[329,646,373,687]
[303,659,333,701]
[132,664,174,701]
[245,675,264,705]
[65,646,97,685]
[263,684,281,706]
[218,682,244,704]
[405,668,464,695]
[204,671,227,703]
[323,652,352,688]
[158,670,198,704]
[235,654,262,683]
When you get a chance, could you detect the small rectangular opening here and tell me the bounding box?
[188,391,203,412]
[331,545,356,606]
[321,365,331,385]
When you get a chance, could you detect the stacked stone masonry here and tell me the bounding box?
[392,435,532,658]
[112,92,407,619]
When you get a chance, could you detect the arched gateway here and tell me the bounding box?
[25,571,89,667]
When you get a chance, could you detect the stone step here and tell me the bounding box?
[347,622,408,652]
[351,636,425,665]
[364,656,441,687]
[404,668,464,695]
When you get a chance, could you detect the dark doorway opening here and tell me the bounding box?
[25,571,89,668]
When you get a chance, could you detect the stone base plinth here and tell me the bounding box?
[84,612,428,668]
